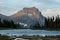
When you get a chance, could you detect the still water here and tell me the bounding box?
[0,29,60,36]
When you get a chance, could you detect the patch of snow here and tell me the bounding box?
[14,38,29,40]
[27,13,33,16]
[19,22,28,27]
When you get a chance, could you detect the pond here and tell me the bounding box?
[0,29,60,36]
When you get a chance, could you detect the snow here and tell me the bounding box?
[19,22,28,27]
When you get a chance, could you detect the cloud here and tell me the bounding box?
[52,0,60,3]
[0,2,3,4]
[0,0,60,16]
[45,7,60,17]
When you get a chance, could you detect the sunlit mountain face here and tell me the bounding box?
[11,7,41,19]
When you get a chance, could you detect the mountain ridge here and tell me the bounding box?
[0,7,45,28]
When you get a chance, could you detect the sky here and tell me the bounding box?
[0,0,60,17]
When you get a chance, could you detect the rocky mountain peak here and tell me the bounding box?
[23,7,38,11]
[11,7,41,19]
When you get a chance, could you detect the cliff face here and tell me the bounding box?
[11,7,41,19]
[11,7,45,27]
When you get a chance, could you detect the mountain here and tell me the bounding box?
[0,7,45,28]
[11,7,45,27]
[0,14,11,21]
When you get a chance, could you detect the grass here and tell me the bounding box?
[0,35,60,40]
[0,26,60,31]
[17,35,60,40]
[0,35,11,40]
[0,27,11,30]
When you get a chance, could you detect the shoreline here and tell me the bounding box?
[0,29,60,32]
[0,28,60,31]
[0,34,60,40]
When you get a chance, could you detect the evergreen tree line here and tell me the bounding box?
[45,15,60,29]
[32,15,60,30]
[0,15,60,30]
[0,19,21,29]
